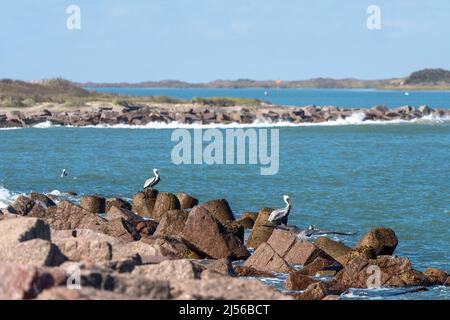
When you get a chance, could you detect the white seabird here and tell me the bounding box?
[60,169,68,178]
[268,195,292,225]
[143,168,160,190]
[272,224,357,240]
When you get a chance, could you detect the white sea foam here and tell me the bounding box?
[0,186,19,209]
[3,113,450,130]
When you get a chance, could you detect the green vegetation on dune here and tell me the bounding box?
[0,78,265,109]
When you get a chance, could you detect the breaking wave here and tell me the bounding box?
[1,113,449,130]
[0,186,19,209]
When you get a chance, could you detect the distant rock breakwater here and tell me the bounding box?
[1,104,449,128]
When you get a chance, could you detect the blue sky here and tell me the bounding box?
[0,0,449,82]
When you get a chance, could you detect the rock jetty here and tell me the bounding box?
[0,103,449,128]
[0,189,448,300]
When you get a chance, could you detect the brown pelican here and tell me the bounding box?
[268,195,291,225]
[143,168,160,190]
[60,169,68,178]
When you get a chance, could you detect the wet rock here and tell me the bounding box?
[0,239,67,267]
[423,268,448,285]
[200,199,235,224]
[44,201,107,231]
[105,198,131,213]
[246,208,275,249]
[152,192,180,220]
[0,263,66,299]
[154,209,188,237]
[243,242,291,273]
[106,206,144,223]
[322,295,340,300]
[29,192,56,208]
[80,195,106,214]
[132,189,158,218]
[181,206,249,260]
[290,281,344,300]
[0,217,51,244]
[336,255,414,289]
[132,259,200,281]
[53,238,113,262]
[356,227,398,255]
[171,277,292,300]
[285,273,316,290]
[444,277,450,286]
[393,269,432,287]
[314,237,352,265]
[234,265,273,277]
[176,192,199,209]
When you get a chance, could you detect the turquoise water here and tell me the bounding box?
[1,88,449,299]
[1,123,449,300]
[90,87,450,108]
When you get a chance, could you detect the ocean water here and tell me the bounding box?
[90,87,450,109]
[1,89,449,300]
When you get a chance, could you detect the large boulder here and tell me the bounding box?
[200,199,235,224]
[267,229,331,265]
[105,198,131,213]
[152,192,180,220]
[44,201,107,231]
[106,206,144,223]
[290,281,345,300]
[96,218,141,242]
[0,263,66,299]
[7,195,47,217]
[154,209,188,237]
[314,237,352,265]
[53,238,113,262]
[423,268,448,285]
[297,256,341,276]
[0,239,67,267]
[246,208,275,249]
[37,287,134,300]
[235,212,258,229]
[132,220,158,238]
[141,236,202,260]
[243,242,292,273]
[171,277,292,300]
[284,273,316,290]
[335,255,419,289]
[51,229,123,246]
[80,195,106,214]
[176,192,199,209]
[0,217,51,244]
[131,260,201,281]
[356,227,398,256]
[132,189,158,218]
[181,206,249,260]
[29,192,56,208]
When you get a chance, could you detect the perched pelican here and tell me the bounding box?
[270,224,357,240]
[60,169,68,178]
[143,168,160,190]
[268,195,291,225]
